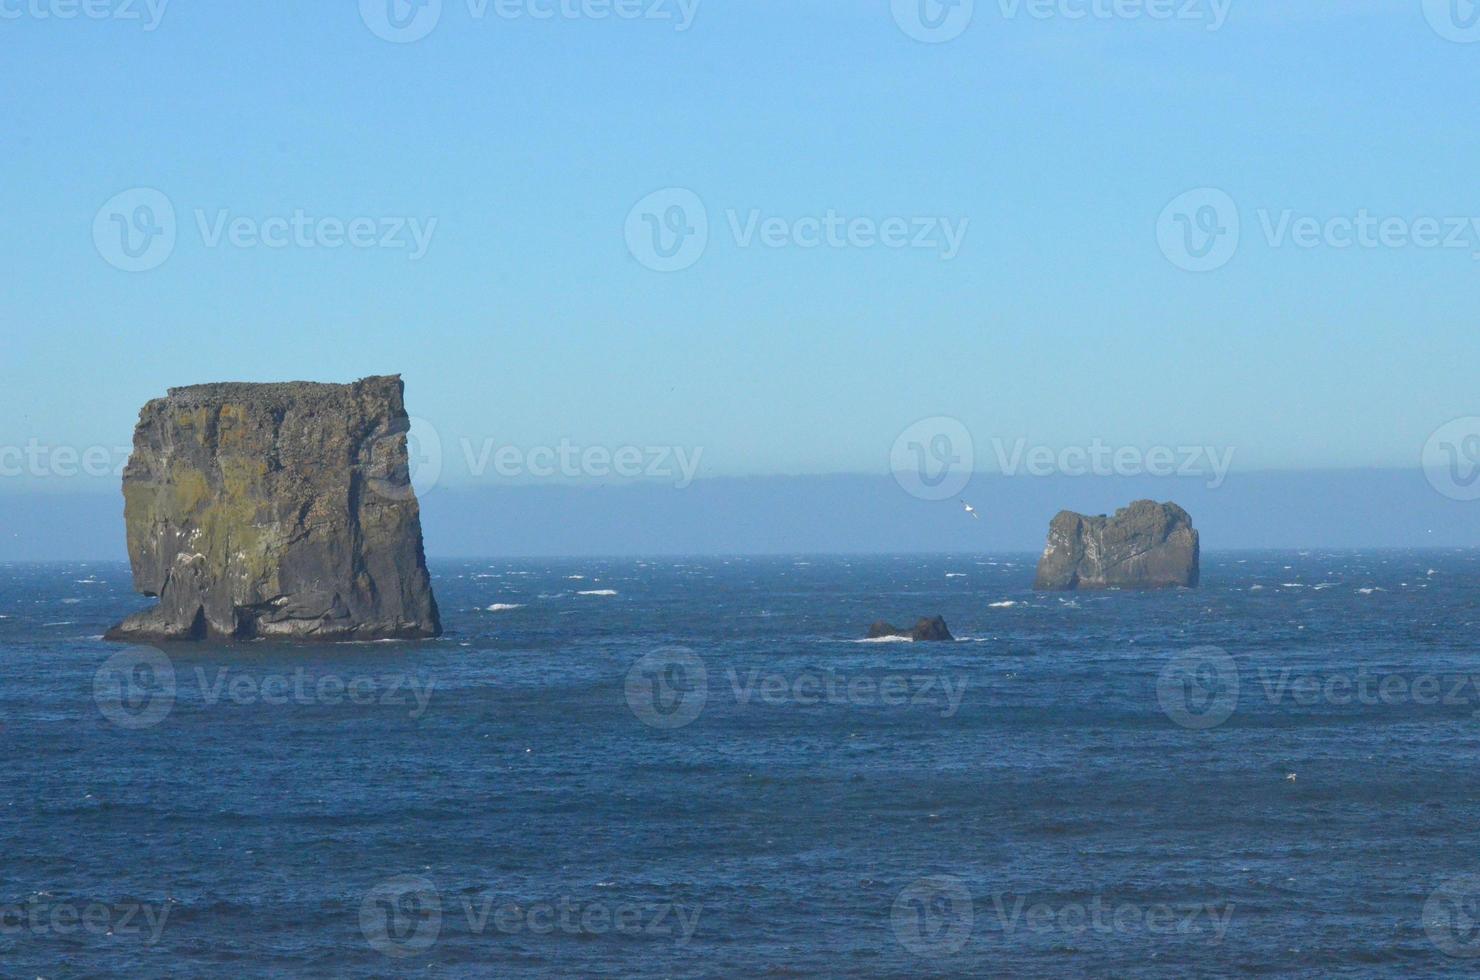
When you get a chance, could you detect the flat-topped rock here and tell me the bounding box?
[1034,500,1199,591]
[105,375,442,642]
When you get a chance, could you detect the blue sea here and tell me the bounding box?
[3,550,1480,977]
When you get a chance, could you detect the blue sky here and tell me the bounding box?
[4,0,1478,489]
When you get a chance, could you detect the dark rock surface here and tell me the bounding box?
[867,616,955,642]
[105,376,442,642]
[1033,500,1199,591]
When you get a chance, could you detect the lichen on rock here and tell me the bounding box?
[105,375,442,642]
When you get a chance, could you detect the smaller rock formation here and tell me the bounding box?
[867,616,955,642]
[1034,500,1199,591]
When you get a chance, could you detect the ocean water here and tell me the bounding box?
[3,550,1480,977]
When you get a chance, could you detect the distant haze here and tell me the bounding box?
[4,469,1477,561]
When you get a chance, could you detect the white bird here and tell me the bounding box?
[961,500,980,520]
[1285,773,1297,782]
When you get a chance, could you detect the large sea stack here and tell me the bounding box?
[1033,500,1199,591]
[105,376,442,642]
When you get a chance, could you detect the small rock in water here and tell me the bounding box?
[866,616,954,642]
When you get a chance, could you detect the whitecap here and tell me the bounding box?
[578,589,618,596]
[946,573,966,578]
[988,600,1019,608]
[853,635,913,643]
[567,575,586,580]
[485,604,525,612]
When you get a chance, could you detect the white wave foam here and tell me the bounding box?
[853,635,913,643]
[578,589,618,596]
[946,573,966,578]
[485,604,525,612]
[988,600,1019,608]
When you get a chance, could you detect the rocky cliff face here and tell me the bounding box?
[105,376,442,642]
[1033,500,1199,590]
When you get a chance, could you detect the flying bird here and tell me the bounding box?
[961,500,980,520]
